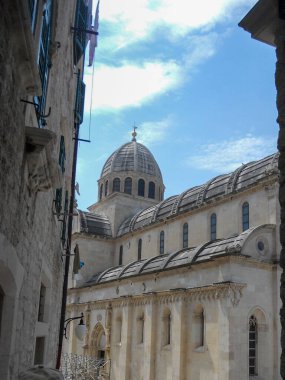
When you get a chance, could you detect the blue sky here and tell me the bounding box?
[76,0,277,210]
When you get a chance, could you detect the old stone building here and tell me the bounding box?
[0,0,91,378]
[65,132,281,379]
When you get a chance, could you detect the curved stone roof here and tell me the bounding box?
[78,210,112,237]
[84,224,275,286]
[100,140,163,180]
[117,153,278,237]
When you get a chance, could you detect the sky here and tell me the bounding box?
[76,0,278,211]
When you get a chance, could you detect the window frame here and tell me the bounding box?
[138,239,142,261]
[124,177,132,195]
[113,177,121,192]
[159,231,165,255]
[148,181,155,199]
[183,222,188,248]
[210,213,217,241]
[138,179,145,197]
[242,202,249,231]
[119,245,123,266]
[249,315,258,376]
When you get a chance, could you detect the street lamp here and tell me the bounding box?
[64,312,86,341]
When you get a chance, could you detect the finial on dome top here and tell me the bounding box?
[132,123,137,141]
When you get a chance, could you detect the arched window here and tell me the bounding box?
[119,245,123,265]
[249,315,257,376]
[242,202,249,231]
[99,184,103,200]
[138,179,145,196]
[116,315,122,343]
[194,305,205,348]
[104,180,108,197]
[148,181,155,199]
[137,312,144,344]
[159,231,165,254]
[124,177,132,194]
[113,178,121,192]
[210,213,217,240]
[138,239,142,261]
[183,223,188,248]
[162,308,171,346]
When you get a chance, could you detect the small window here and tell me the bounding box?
[183,223,188,248]
[58,136,66,173]
[159,231,165,255]
[210,213,217,241]
[0,286,4,336]
[38,284,46,322]
[104,180,108,197]
[124,177,132,195]
[34,337,45,364]
[61,191,69,244]
[162,309,171,346]
[194,306,205,348]
[249,315,258,376]
[113,178,121,192]
[116,316,122,343]
[138,239,142,261]
[242,202,249,231]
[148,182,155,199]
[74,74,86,124]
[137,312,144,344]
[138,179,145,197]
[119,245,123,265]
[99,184,103,200]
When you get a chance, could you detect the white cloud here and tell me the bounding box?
[186,135,276,173]
[84,61,182,112]
[135,117,172,145]
[99,0,256,50]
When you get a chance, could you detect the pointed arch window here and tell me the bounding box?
[162,308,171,346]
[210,213,217,240]
[138,179,145,196]
[113,178,121,192]
[124,177,132,195]
[159,231,165,255]
[99,184,103,200]
[242,202,249,231]
[183,223,188,248]
[148,181,155,199]
[249,315,257,376]
[119,245,123,266]
[138,239,142,261]
[104,180,108,197]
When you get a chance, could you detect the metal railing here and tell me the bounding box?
[61,353,110,380]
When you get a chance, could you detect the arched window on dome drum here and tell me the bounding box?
[242,202,249,231]
[119,245,123,265]
[124,177,132,195]
[183,223,188,248]
[138,179,145,196]
[148,181,155,199]
[99,184,103,200]
[249,315,258,376]
[104,180,108,197]
[159,231,165,254]
[138,239,142,261]
[113,178,121,192]
[210,213,217,241]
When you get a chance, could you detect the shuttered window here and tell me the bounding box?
[74,76,86,124]
[58,136,65,173]
[54,188,62,215]
[73,0,88,65]
[36,0,53,126]
[61,191,69,244]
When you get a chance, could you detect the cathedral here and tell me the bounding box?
[65,130,281,380]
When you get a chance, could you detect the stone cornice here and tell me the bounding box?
[66,282,246,311]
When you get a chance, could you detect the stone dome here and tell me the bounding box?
[97,135,165,204]
[100,140,163,180]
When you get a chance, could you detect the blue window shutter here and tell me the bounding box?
[73,0,88,65]
[75,77,86,124]
[58,136,66,173]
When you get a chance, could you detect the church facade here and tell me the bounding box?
[66,133,281,379]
